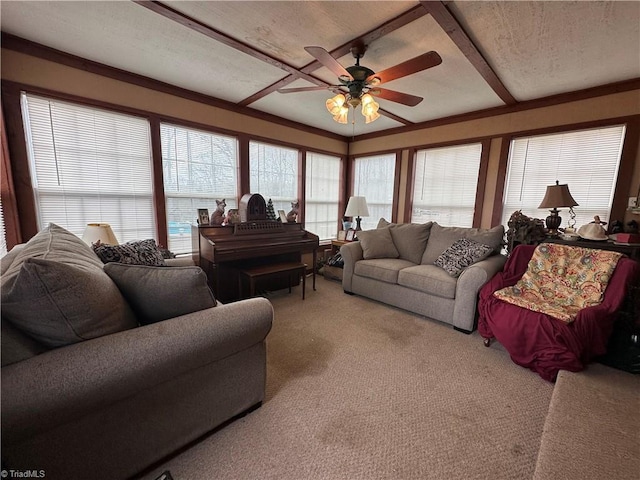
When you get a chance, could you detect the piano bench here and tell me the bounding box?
[239,262,307,300]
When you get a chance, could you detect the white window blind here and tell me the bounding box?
[501,125,626,228]
[353,154,396,230]
[161,124,238,253]
[305,152,340,241]
[21,93,155,242]
[249,141,299,214]
[411,143,482,227]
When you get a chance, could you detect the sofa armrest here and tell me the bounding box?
[1,297,273,443]
[453,254,507,331]
[340,241,364,292]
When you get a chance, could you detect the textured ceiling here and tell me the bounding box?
[1,1,638,138]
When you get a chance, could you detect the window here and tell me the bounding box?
[305,152,341,241]
[161,124,238,253]
[249,141,299,215]
[501,125,626,228]
[352,154,396,230]
[21,93,155,242]
[411,143,482,227]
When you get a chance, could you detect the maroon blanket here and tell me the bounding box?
[478,244,640,382]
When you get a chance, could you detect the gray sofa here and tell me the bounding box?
[1,224,273,480]
[341,220,506,332]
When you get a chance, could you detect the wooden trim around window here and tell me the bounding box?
[403,148,417,222]
[298,150,306,226]
[391,150,402,224]
[491,136,512,227]
[1,102,22,248]
[472,139,491,228]
[1,83,39,241]
[149,116,168,248]
[611,119,640,223]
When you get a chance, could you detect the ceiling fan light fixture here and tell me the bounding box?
[326,93,346,115]
[361,94,380,123]
[333,107,349,124]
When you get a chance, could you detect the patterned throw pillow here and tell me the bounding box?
[434,238,493,277]
[93,239,166,266]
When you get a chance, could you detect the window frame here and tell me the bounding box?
[491,119,638,228]
[408,141,488,228]
[350,151,401,230]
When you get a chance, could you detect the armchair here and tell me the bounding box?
[478,244,640,381]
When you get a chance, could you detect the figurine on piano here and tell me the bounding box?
[210,199,226,226]
[286,200,299,223]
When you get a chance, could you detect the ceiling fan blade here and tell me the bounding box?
[372,88,423,107]
[305,46,353,80]
[368,51,442,85]
[277,86,331,94]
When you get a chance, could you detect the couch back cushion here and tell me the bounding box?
[421,223,504,265]
[1,223,138,348]
[378,220,432,265]
[357,227,399,259]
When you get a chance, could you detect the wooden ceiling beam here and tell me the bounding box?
[239,5,428,107]
[133,0,326,88]
[421,1,517,105]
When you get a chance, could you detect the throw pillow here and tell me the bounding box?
[104,263,217,325]
[434,238,494,277]
[422,224,504,264]
[1,223,138,348]
[357,228,400,260]
[93,239,166,266]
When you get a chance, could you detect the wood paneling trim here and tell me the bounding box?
[491,136,512,227]
[1,83,38,240]
[403,148,417,222]
[298,150,306,226]
[611,119,640,223]
[0,33,347,142]
[421,1,516,105]
[355,78,640,142]
[0,102,22,248]
[149,116,168,247]
[238,134,250,196]
[473,139,491,228]
[391,150,402,224]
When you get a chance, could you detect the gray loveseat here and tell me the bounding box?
[341,220,506,333]
[1,224,273,480]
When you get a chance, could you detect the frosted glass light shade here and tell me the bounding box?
[82,223,119,245]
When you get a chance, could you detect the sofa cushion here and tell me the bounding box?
[377,218,433,264]
[93,238,166,266]
[422,223,504,264]
[105,263,217,325]
[397,265,458,299]
[357,228,400,260]
[354,258,415,284]
[1,223,138,348]
[434,238,493,277]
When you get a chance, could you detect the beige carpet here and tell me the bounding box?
[142,278,554,480]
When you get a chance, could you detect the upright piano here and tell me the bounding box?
[193,221,319,302]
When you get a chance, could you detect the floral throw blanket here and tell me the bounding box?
[494,243,622,323]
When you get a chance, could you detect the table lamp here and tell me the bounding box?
[345,196,369,231]
[82,223,119,245]
[538,181,578,235]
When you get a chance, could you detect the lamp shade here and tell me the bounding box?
[82,223,119,246]
[538,181,578,209]
[345,196,369,218]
